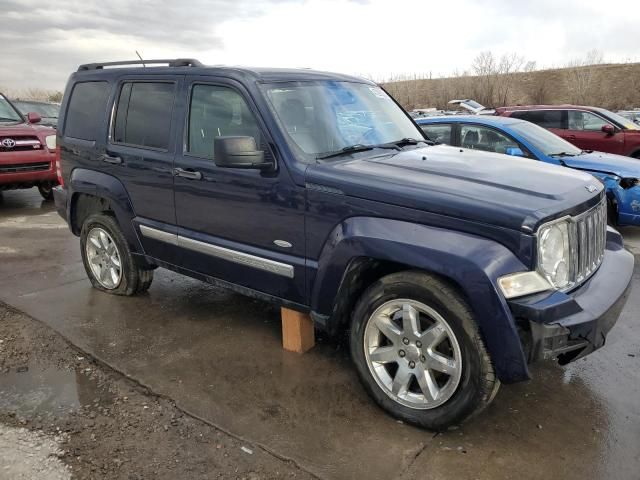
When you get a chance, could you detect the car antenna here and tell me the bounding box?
[135,50,146,68]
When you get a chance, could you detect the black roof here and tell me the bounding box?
[75,58,373,84]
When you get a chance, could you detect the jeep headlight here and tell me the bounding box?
[45,135,56,150]
[537,219,571,289]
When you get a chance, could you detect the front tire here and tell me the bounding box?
[38,183,54,201]
[350,271,499,430]
[80,213,153,296]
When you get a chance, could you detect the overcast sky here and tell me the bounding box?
[1,0,638,92]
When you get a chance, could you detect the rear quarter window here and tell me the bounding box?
[64,81,110,140]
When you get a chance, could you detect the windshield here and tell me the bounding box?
[0,95,23,123]
[261,81,424,161]
[14,101,60,118]
[597,108,640,131]
[510,120,582,156]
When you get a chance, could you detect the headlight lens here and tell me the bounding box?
[45,135,56,150]
[538,220,571,289]
[498,271,552,299]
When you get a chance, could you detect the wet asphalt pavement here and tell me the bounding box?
[0,188,639,480]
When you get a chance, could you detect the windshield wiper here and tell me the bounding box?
[317,143,399,160]
[0,117,20,122]
[386,137,432,147]
[549,152,577,157]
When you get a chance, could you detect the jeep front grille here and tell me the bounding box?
[571,198,607,285]
[0,162,50,173]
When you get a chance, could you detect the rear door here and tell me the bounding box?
[509,110,565,138]
[101,76,183,262]
[566,109,625,154]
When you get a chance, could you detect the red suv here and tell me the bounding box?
[0,93,58,200]
[495,105,640,158]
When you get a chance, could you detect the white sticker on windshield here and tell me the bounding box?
[369,87,388,99]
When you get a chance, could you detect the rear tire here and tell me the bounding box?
[38,183,54,201]
[350,271,499,430]
[80,213,153,296]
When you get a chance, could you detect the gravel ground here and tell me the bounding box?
[0,425,70,479]
[0,303,314,480]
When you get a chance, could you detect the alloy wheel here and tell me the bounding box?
[85,227,122,289]
[363,299,462,409]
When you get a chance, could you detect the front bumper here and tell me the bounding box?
[508,228,634,364]
[0,149,56,187]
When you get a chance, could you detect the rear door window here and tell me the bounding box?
[420,124,452,144]
[65,81,110,140]
[510,110,563,129]
[112,82,175,150]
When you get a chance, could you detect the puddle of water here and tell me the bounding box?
[0,363,111,418]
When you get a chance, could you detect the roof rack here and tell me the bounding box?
[77,58,203,71]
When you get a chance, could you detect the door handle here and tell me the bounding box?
[100,154,123,165]
[567,135,577,140]
[173,168,203,180]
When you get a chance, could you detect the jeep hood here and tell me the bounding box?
[306,145,602,232]
[560,151,640,179]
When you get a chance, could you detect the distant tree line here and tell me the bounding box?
[0,87,63,103]
[381,50,640,111]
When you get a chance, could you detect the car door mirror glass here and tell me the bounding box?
[213,136,271,170]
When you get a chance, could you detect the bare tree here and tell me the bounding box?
[495,53,525,106]
[565,49,604,104]
[471,51,497,106]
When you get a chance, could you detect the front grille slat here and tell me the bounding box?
[0,162,50,173]
[570,198,606,288]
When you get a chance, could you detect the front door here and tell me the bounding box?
[565,110,625,154]
[171,77,306,303]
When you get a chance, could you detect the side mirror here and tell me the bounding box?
[505,147,525,157]
[27,112,41,124]
[601,124,615,136]
[213,136,272,170]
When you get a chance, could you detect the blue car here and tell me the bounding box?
[416,115,640,226]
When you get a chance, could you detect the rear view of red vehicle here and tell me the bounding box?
[496,105,640,158]
[0,93,58,200]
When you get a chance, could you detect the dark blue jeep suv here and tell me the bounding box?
[53,59,634,430]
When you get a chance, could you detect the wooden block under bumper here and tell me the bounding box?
[281,307,315,353]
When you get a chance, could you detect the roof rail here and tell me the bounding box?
[77,58,203,71]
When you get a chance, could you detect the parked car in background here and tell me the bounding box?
[416,115,640,226]
[53,59,633,430]
[13,100,60,128]
[0,93,58,200]
[495,105,640,158]
[448,99,495,115]
[618,110,640,125]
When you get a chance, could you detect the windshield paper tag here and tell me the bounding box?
[369,87,388,99]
